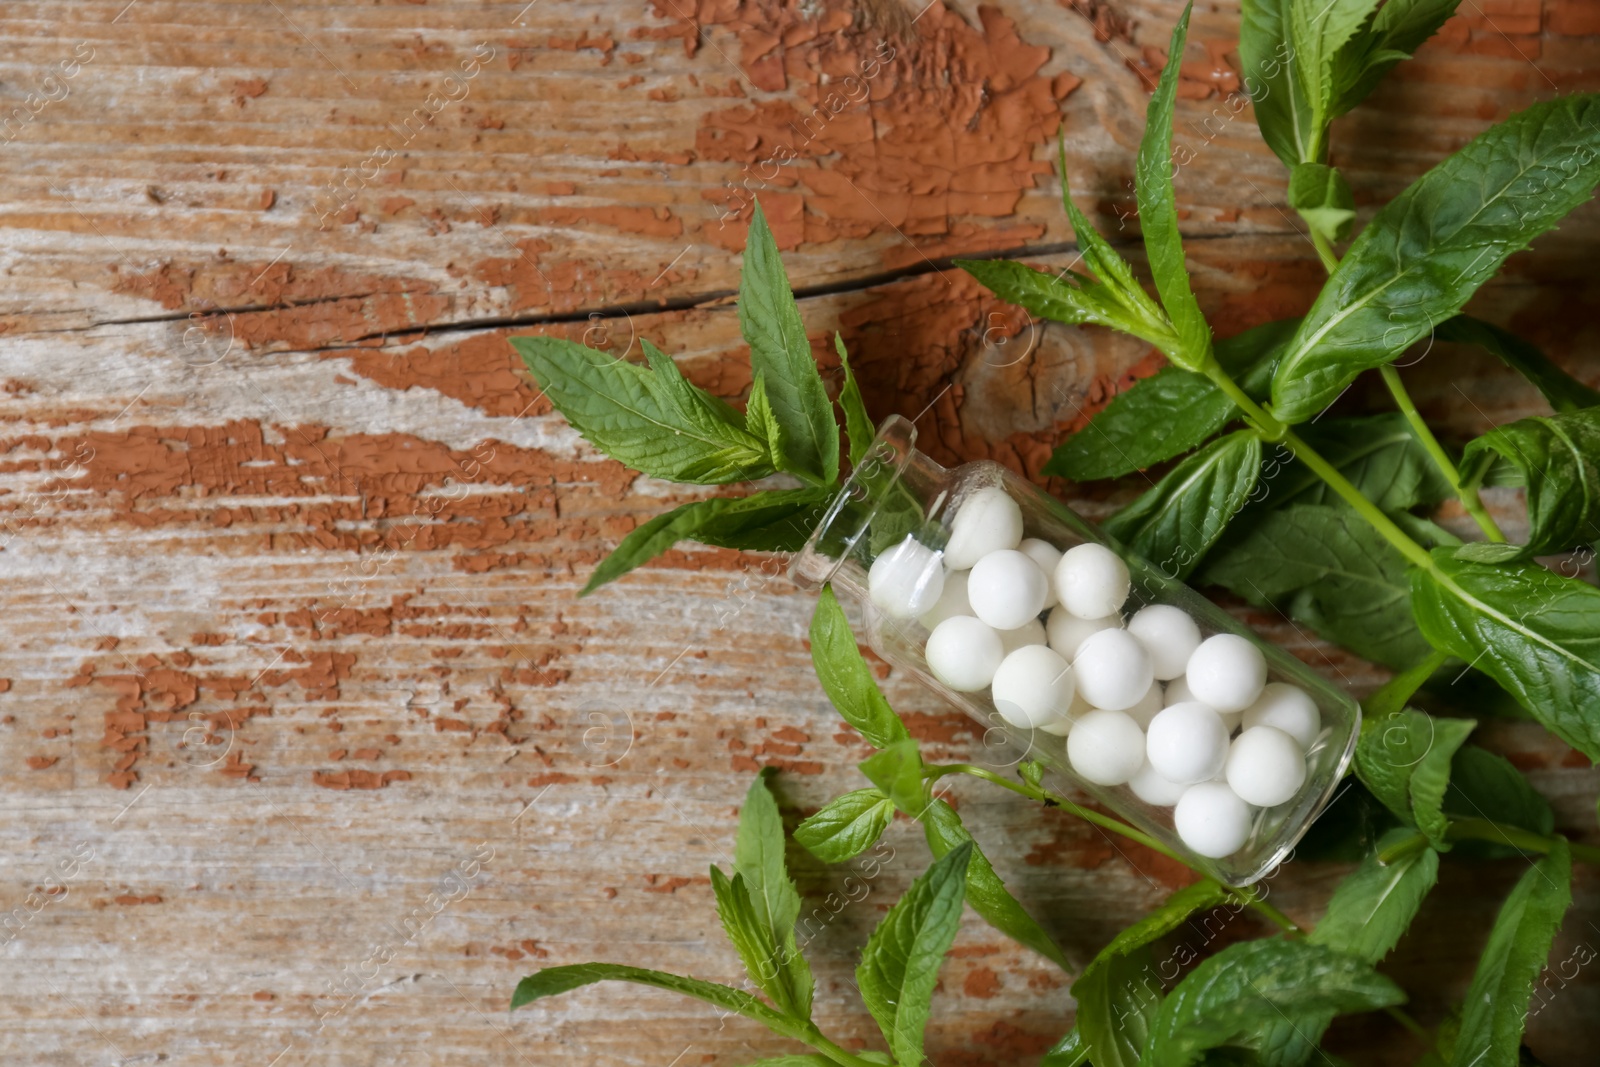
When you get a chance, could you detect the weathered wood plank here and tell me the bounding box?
[2,1,1598,1064]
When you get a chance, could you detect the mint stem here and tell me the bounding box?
[1378,364,1508,543]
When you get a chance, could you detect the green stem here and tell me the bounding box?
[1446,819,1600,866]
[1387,1005,1432,1042]
[1203,355,1435,573]
[1282,427,1434,569]
[931,763,1186,865]
[800,1027,888,1067]
[1376,831,1431,867]
[1379,365,1507,544]
[1309,229,1340,274]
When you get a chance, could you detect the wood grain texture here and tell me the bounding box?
[1,1,1597,1064]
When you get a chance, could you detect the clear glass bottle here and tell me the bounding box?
[791,415,1360,886]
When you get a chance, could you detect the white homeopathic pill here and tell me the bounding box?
[998,618,1048,656]
[1146,701,1230,784]
[1124,681,1164,728]
[1185,633,1268,713]
[1073,628,1154,711]
[1129,759,1189,806]
[869,535,945,619]
[918,568,972,630]
[943,486,1023,569]
[968,549,1049,631]
[1066,708,1146,786]
[1174,781,1253,858]
[1046,607,1120,660]
[1241,682,1322,750]
[1018,538,1063,609]
[1127,604,1202,681]
[1055,543,1130,620]
[1226,726,1308,807]
[925,616,1004,692]
[992,645,1075,729]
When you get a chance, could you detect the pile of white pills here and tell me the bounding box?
[867,485,1324,861]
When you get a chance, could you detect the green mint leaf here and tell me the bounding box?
[794,788,896,864]
[1288,162,1356,243]
[1140,940,1404,1067]
[511,962,788,1027]
[921,798,1071,970]
[1134,3,1212,371]
[1308,827,1439,964]
[739,200,839,487]
[957,257,1181,360]
[1288,0,1382,130]
[1330,0,1464,117]
[1410,549,1600,760]
[581,487,833,595]
[1086,879,1231,968]
[1355,707,1476,847]
[1271,94,1600,423]
[1104,430,1261,579]
[1240,0,1319,166]
[1056,136,1171,329]
[1076,948,1162,1067]
[1270,413,1456,512]
[859,740,928,818]
[1074,879,1229,1067]
[1201,503,1429,669]
[808,586,911,750]
[746,372,785,464]
[1444,745,1555,858]
[1043,1028,1091,1067]
[1437,316,1600,414]
[734,771,813,1020]
[1461,407,1600,560]
[1044,318,1296,481]
[834,334,875,467]
[855,841,972,1067]
[512,335,773,485]
[1450,840,1572,1067]
[711,867,804,1017]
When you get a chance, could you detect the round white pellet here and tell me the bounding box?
[1127,604,1202,681]
[1066,709,1146,786]
[1046,607,1121,660]
[1055,543,1130,620]
[1226,726,1308,807]
[1241,682,1322,750]
[1174,782,1254,858]
[1124,681,1165,728]
[1018,538,1063,609]
[998,618,1048,657]
[1038,692,1089,736]
[1073,628,1154,712]
[1128,759,1189,806]
[943,487,1023,570]
[925,616,1004,692]
[991,645,1075,729]
[918,569,972,630]
[869,536,945,619]
[1146,701,1230,785]
[1185,634,1268,713]
[1164,674,1241,732]
[968,549,1049,631]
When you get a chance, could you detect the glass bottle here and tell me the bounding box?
[791,415,1360,886]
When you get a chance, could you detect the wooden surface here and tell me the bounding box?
[2,1,1598,1064]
